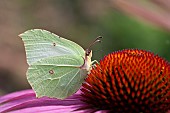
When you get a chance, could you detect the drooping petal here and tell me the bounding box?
[9,106,84,113]
[0,89,83,113]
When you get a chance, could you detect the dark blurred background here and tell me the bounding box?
[0,0,170,95]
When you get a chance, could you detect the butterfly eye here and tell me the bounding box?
[85,49,91,56]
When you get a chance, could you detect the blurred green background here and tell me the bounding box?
[0,0,170,95]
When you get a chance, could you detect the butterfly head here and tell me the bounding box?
[81,36,102,71]
[85,49,92,57]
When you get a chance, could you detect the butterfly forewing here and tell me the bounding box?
[19,29,85,65]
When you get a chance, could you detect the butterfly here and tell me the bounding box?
[19,29,101,99]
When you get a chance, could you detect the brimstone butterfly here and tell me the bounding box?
[19,29,101,99]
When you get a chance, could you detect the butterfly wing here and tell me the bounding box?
[19,29,88,99]
[19,29,85,65]
[27,55,87,99]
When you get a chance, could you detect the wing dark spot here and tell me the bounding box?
[49,70,54,74]
[53,43,56,46]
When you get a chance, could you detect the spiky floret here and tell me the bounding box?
[80,49,170,113]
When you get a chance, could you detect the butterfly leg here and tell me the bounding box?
[91,60,99,68]
[91,60,99,65]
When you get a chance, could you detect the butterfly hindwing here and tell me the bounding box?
[27,55,87,99]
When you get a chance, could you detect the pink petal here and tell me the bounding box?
[0,89,83,113]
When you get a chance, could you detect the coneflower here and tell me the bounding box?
[0,49,170,113]
[80,49,170,113]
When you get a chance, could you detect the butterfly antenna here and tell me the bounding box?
[87,36,102,50]
[85,36,102,56]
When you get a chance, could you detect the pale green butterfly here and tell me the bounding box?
[19,29,101,99]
